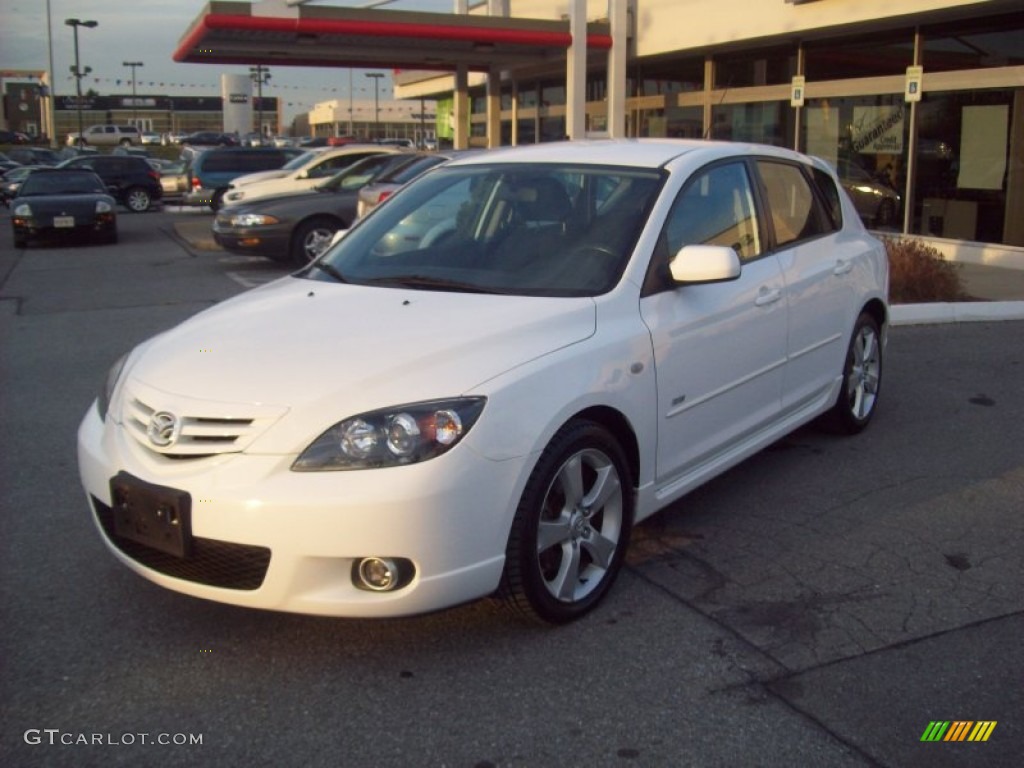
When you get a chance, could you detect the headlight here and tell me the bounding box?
[13,203,32,217]
[230,213,279,227]
[96,352,129,422]
[225,191,243,202]
[292,397,486,471]
[96,200,113,213]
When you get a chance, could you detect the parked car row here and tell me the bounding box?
[221,144,405,205]
[213,152,425,264]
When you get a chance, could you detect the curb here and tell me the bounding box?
[890,301,1024,326]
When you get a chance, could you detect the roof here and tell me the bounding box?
[175,2,613,73]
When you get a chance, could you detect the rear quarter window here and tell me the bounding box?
[810,167,843,230]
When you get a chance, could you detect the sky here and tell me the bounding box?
[1,0,454,122]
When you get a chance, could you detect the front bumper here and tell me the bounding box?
[211,225,290,258]
[12,215,115,242]
[77,404,517,617]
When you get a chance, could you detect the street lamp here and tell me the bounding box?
[123,61,143,128]
[250,65,271,142]
[65,18,98,144]
[365,72,384,140]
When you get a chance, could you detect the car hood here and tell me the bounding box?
[229,187,350,215]
[125,277,596,452]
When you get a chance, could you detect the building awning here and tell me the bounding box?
[174,2,612,73]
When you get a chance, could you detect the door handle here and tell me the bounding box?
[834,258,854,276]
[755,286,782,307]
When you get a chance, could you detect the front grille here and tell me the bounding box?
[92,496,271,591]
[123,396,275,458]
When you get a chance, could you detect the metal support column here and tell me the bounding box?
[454,64,469,150]
[566,0,586,140]
[607,0,628,138]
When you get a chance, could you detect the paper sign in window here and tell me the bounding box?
[957,104,1008,190]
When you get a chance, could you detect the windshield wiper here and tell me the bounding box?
[361,275,506,294]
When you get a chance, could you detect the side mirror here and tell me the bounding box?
[669,244,742,285]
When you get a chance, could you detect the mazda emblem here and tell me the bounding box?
[147,411,180,447]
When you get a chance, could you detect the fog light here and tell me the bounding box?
[356,557,400,591]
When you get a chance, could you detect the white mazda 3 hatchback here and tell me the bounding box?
[78,140,889,623]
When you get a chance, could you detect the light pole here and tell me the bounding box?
[365,72,384,140]
[123,61,143,128]
[249,65,271,142]
[65,18,98,144]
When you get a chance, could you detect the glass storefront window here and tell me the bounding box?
[710,102,792,147]
[539,116,565,142]
[666,106,703,139]
[517,118,536,144]
[801,95,908,230]
[714,46,795,88]
[913,89,1019,245]
[541,80,565,107]
[632,57,704,95]
[923,15,1024,72]
[804,33,914,80]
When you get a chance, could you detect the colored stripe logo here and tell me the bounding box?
[920,721,997,742]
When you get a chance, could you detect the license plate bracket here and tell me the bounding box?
[110,473,193,558]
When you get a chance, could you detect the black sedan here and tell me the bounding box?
[10,168,117,247]
[213,153,419,265]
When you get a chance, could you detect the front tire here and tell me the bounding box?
[828,312,882,434]
[291,217,342,265]
[498,420,634,624]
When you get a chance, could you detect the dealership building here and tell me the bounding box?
[122,0,1024,252]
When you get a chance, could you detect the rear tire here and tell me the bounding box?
[209,189,226,212]
[497,419,634,624]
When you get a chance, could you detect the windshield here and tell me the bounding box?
[282,150,320,171]
[317,153,415,192]
[18,171,105,196]
[303,163,665,297]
